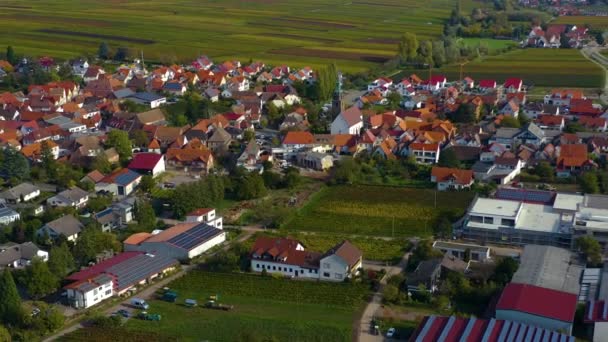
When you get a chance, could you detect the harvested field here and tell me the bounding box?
[359,38,400,44]
[271,17,357,29]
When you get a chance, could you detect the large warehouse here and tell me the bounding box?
[124,222,226,260]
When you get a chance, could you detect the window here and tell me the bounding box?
[335,273,343,280]
[289,268,293,272]
[105,290,111,295]
[272,266,276,270]
[256,263,260,268]
[93,289,98,295]
[323,263,330,269]
[470,215,483,223]
[483,217,494,224]
[323,272,330,277]
[501,218,515,227]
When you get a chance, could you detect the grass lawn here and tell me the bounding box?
[285,185,475,238]
[62,271,370,341]
[393,49,604,88]
[458,38,518,53]
[553,16,608,30]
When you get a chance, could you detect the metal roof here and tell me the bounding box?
[166,223,224,251]
[114,170,141,186]
[105,253,178,291]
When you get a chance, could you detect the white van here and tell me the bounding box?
[130,298,149,310]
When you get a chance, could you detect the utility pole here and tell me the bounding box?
[392,216,395,238]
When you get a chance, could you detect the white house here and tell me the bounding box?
[185,208,223,229]
[432,241,491,262]
[430,167,474,191]
[0,182,41,204]
[65,274,114,309]
[95,169,142,198]
[37,215,84,242]
[367,77,393,92]
[395,80,416,96]
[0,242,48,269]
[47,187,89,209]
[128,92,167,109]
[250,237,362,281]
[318,241,362,282]
[331,106,363,135]
[409,143,440,164]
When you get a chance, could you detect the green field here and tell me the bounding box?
[459,38,519,53]
[393,48,604,88]
[0,0,462,72]
[286,185,474,237]
[62,271,369,342]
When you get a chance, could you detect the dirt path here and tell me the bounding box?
[43,230,255,341]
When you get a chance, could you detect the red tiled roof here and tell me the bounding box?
[504,78,523,89]
[496,283,577,322]
[431,167,474,185]
[478,79,497,88]
[128,152,163,171]
[410,142,439,151]
[187,208,214,217]
[283,131,314,145]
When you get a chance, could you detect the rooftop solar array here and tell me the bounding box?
[114,170,140,186]
[495,188,556,205]
[166,223,223,250]
[106,253,178,291]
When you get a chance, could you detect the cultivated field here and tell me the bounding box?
[394,49,604,88]
[0,0,460,72]
[62,271,369,341]
[286,185,474,237]
[553,16,608,30]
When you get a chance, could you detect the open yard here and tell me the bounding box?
[285,185,475,237]
[393,48,604,88]
[553,16,608,30]
[0,0,461,72]
[61,271,370,342]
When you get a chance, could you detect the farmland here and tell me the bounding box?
[393,49,604,88]
[286,185,475,237]
[0,0,460,72]
[553,16,608,30]
[62,271,370,342]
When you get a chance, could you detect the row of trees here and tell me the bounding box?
[397,32,480,69]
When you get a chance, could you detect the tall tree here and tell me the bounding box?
[580,172,600,194]
[438,148,461,168]
[73,225,121,265]
[0,269,22,325]
[398,33,419,62]
[577,236,602,266]
[106,130,132,162]
[0,325,10,341]
[41,141,57,179]
[134,200,156,228]
[0,147,30,181]
[315,63,337,102]
[432,40,446,67]
[417,40,433,66]
[48,242,75,279]
[98,42,110,60]
[24,258,59,300]
[5,46,15,65]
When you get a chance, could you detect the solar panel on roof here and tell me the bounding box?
[495,188,555,205]
[166,224,222,250]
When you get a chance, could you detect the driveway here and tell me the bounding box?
[358,252,411,342]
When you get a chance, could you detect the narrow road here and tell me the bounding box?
[581,46,608,105]
[358,251,411,342]
[43,230,254,341]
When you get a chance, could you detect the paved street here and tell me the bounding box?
[581,46,608,105]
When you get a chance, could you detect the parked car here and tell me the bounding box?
[113,309,130,318]
[130,298,149,310]
[386,327,396,338]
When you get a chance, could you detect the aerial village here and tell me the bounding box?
[0,27,608,340]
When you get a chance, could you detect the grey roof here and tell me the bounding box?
[44,215,84,237]
[0,182,39,201]
[113,88,135,99]
[520,122,544,139]
[208,126,232,143]
[472,161,493,173]
[406,258,442,287]
[583,194,608,210]
[495,128,520,139]
[106,252,179,291]
[0,203,19,219]
[0,242,42,267]
[433,240,490,254]
[53,187,89,205]
[131,92,165,102]
[542,104,559,115]
[511,245,583,295]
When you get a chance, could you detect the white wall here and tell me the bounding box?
[187,232,226,259]
[67,279,113,309]
[319,254,350,282]
[251,260,319,279]
[152,156,166,177]
[594,322,608,342]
